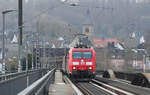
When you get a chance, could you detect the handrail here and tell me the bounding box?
[17,68,55,95]
[0,69,44,81]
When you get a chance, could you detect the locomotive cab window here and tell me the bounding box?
[73,52,82,59]
[73,51,92,59]
[83,52,92,59]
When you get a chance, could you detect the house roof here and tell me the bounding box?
[93,38,119,48]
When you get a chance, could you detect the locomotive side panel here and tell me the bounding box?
[62,56,65,72]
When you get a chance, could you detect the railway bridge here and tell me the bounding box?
[1,0,150,94]
[0,48,150,95]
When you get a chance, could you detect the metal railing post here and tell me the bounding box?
[26,72,29,87]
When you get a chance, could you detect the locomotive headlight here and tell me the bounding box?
[73,62,79,65]
[88,67,92,70]
[86,62,92,65]
[73,67,77,70]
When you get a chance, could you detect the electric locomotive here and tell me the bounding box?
[62,34,96,79]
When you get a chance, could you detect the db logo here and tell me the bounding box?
[80,60,85,65]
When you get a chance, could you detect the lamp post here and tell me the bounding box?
[2,9,16,74]
[25,35,30,71]
[32,40,35,69]
[18,0,23,72]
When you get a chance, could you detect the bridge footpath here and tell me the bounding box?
[49,70,73,95]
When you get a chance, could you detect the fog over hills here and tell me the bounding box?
[0,0,150,43]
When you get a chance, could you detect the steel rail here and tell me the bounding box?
[94,77,150,95]
[64,76,117,95]
[76,83,95,95]
[76,82,112,95]
[90,82,118,95]
[92,79,135,95]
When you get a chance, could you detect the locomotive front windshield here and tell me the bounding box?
[73,51,92,59]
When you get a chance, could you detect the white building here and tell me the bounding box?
[11,34,18,44]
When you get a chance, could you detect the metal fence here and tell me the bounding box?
[18,68,55,95]
[0,69,48,95]
[0,69,41,81]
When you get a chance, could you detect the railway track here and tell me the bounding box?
[64,74,150,95]
[72,78,142,95]
[91,79,134,95]
[66,76,136,95]
[64,75,117,95]
[76,82,116,95]
[95,77,150,95]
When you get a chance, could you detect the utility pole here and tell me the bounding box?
[2,12,5,74]
[43,39,46,69]
[32,40,34,69]
[25,35,29,71]
[18,0,23,72]
[36,21,40,69]
[2,10,16,74]
[26,41,28,71]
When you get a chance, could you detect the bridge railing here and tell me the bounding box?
[0,69,49,95]
[18,68,55,95]
[0,69,42,81]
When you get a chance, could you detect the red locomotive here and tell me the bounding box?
[62,48,96,78]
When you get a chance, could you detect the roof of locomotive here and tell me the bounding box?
[69,48,95,52]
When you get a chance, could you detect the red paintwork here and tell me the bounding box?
[68,48,96,74]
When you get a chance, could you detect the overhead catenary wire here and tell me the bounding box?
[23,5,57,26]
[22,0,114,28]
[9,1,59,33]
